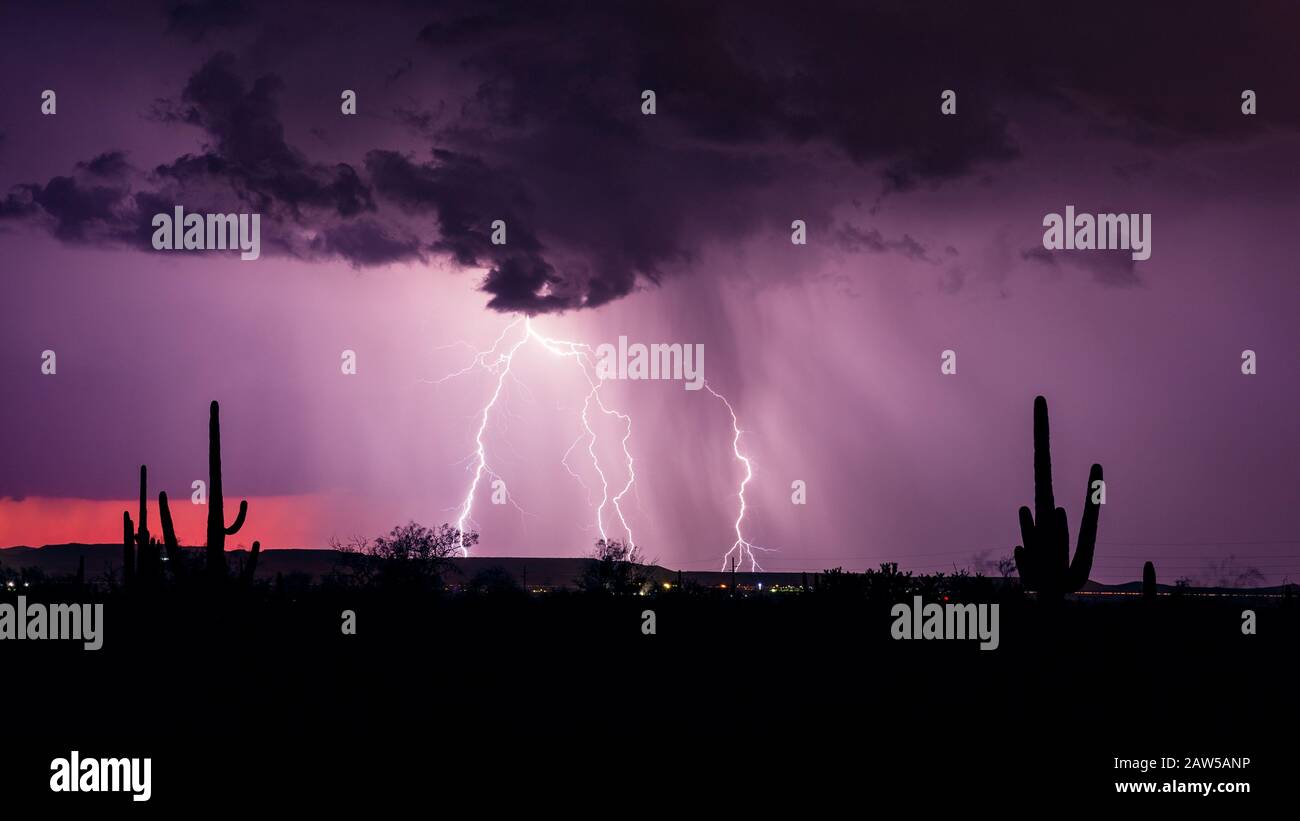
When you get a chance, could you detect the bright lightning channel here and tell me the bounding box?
[434,316,768,570]
[706,382,772,572]
[437,317,636,557]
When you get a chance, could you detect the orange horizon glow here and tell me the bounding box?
[0,495,342,549]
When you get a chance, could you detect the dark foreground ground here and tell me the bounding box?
[1,587,1294,809]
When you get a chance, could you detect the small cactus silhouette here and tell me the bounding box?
[241,541,261,585]
[123,464,165,588]
[1142,561,1157,602]
[1013,396,1103,600]
[122,510,135,586]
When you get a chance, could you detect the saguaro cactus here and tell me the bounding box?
[136,465,149,551]
[122,510,135,586]
[155,401,256,584]
[1142,561,1157,602]
[134,465,163,585]
[241,541,261,586]
[205,400,248,579]
[1013,396,1103,600]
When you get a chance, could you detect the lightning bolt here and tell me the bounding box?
[433,316,769,570]
[434,316,637,557]
[706,382,772,572]
[442,318,529,555]
[525,320,638,555]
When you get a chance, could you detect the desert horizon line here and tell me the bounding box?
[2,541,1294,590]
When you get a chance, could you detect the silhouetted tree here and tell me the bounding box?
[335,521,476,592]
[971,549,1018,581]
[576,539,649,595]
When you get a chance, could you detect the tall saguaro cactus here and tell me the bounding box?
[1013,396,1103,600]
[155,401,256,584]
[206,400,248,579]
[135,465,162,585]
[123,464,160,587]
[137,465,148,546]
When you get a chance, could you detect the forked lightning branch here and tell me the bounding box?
[429,317,772,571]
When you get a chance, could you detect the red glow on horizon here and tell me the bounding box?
[0,495,335,549]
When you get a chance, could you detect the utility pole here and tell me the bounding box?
[730,556,736,596]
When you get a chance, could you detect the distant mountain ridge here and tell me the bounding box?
[0,543,794,590]
[2,543,1292,594]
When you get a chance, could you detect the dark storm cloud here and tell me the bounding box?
[418,0,1023,185]
[77,151,132,180]
[365,148,559,308]
[156,53,375,218]
[3,0,1296,309]
[0,177,131,244]
[308,219,425,267]
[1,53,406,265]
[412,0,1297,179]
[0,188,36,220]
[391,0,1298,309]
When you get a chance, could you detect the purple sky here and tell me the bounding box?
[0,0,1297,583]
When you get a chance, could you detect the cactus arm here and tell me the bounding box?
[1032,395,1055,527]
[226,500,248,536]
[1014,506,1037,588]
[158,491,187,575]
[1066,463,1103,591]
[1017,506,1036,552]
